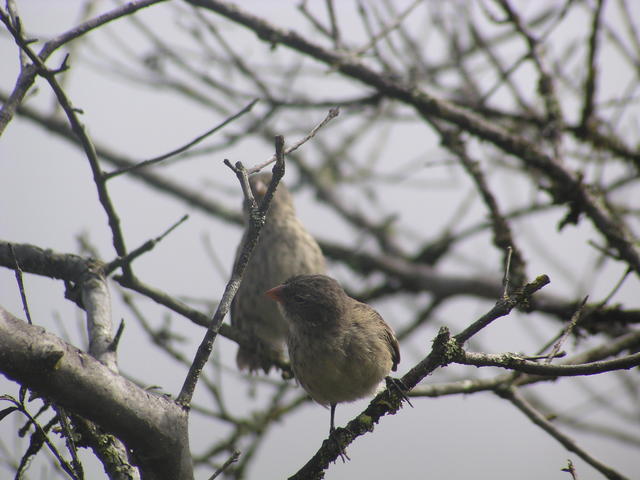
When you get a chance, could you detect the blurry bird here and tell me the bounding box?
[265,274,400,435]
[231,173,325,372]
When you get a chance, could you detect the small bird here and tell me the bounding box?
[265,274,400,435]
[231,173,325,372]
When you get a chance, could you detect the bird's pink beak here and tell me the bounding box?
[265,285,284,303]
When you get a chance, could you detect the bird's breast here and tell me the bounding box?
[287,325,393,405]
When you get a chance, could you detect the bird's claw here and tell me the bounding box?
[385,376,413,408]
[329,427,351,463]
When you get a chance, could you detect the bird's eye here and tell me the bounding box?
[292,294,306,304]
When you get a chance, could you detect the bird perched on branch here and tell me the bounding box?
[265,274,401,436]
[231,173,325,373]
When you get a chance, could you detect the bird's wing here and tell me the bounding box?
[383,320,401,371]
[353,301,401,371]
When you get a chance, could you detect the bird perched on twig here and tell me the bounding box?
[265,274,401,436]
[231,173,325,372]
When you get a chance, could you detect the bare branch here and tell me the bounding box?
[188,0,640,275]
[455,349,640,376]
[499,387,630,480]
[177,136,286,407]
[0,307,191,479]
[454,275,550,345]
[0,11,132,278]
[247,107,339,173]
[9,244,32,325]
[0,0,167,136]
[105,98,259,180]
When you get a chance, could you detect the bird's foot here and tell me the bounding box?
[329,427,351,463]
[385,376,413,408]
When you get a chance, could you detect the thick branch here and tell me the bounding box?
[0,307,192,480]
[0,241,92,282]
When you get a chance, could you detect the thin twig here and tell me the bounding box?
[348,0,422,59]
[500,387,630,480]
[546,296,588,363]
[0,0,166,136]
[595,267,632,308]
[177,136,286,407]
[104,214,189,275]
[579,0,605,130]
[55,406,85,479]
[108,319,125,352]
[247,107,339,174]
[503,245,513,297]
[1,396,80,480]
[562,459,579,480]
[9,244,32,324]
[454,275,550,345]
[105,98,259,180]
[0,11,133,277]
[325,0,341,49]
[207,450,240,480]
